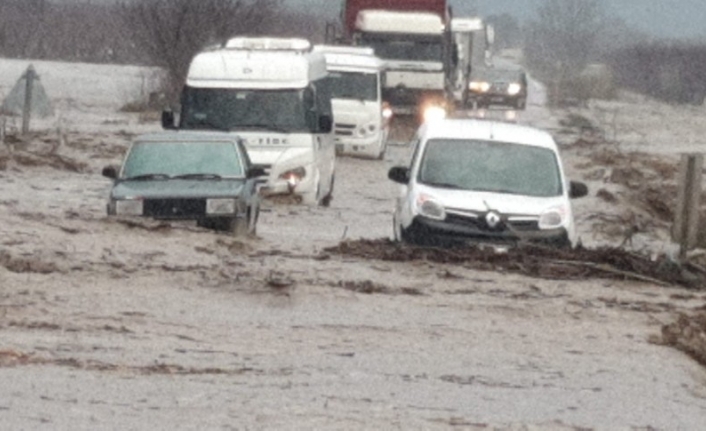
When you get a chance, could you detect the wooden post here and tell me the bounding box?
[673,153,703,260]
[22,65,36,135]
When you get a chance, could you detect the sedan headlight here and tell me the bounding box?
[206,198,236,215]
[416,194,446,221]
[470,81,491,92]
[507,83,522,96]
[538,206,567,229]
[115,199,143,216]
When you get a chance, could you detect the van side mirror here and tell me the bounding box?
[388,166,410,184]
[162,110,176,129]
[247,166,267,179]
[569,181,588,199]
[102,165,119,179]
[319,114,333,133]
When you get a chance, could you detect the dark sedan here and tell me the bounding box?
[102,132,264,236]
[466,67,528,110]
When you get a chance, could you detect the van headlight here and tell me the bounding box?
[423,106,447,123]
[279,167,306,188]
[416,194,446,221]
[507,83,522,96]
[115,199,143,216]
[538,206,567,229]
[206,198,236,215]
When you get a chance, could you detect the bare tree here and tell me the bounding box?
[119,0,282,95]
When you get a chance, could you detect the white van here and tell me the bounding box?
[388,119,588,248]
[313,45,391,159]
[164,37,336,206]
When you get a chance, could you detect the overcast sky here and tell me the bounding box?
[286,0,706,40]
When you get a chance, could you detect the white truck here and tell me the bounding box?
[348,7,455,121]
[313,45,390,159]
[163,37,336,206]
[450,17,492,107]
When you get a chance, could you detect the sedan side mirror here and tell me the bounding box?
[388,166,410,184]
[102,165,119,179]
[569,181,588,199]
[162,110,176,130]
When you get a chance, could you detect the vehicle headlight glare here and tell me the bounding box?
[206,198,236,215]
[470,81,490,92]
[508,83,522,96]
[539,207,565,229]
[115,199,143,216]
[382,106,393,120]
[423,106,446,123]
[279,167,306,189]
[416,194,446,220]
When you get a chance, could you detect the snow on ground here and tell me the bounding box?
[1,57,706,430]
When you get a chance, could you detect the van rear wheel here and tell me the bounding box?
[320,176,334,207]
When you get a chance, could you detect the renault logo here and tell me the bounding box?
[485,211,501,229]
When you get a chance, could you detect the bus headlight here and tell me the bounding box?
[279,167,306,189]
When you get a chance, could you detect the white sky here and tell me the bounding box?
[285,0,706,40]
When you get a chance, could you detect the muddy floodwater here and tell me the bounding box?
[1,58,706,430]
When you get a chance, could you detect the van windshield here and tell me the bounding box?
[327,71,378,101]
[418,139,563,197]
[180,87,308,132]
[360,35,442,63]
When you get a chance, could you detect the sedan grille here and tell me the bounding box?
[143,198,206,219]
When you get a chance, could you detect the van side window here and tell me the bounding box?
[313,79,333,119]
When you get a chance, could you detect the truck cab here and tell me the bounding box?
[313,45,390,159]
[165,37,336,206]
[353,9,453,121]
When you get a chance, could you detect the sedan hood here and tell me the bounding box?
[111,179,246,199]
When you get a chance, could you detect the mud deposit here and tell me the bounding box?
[2,64,706,428]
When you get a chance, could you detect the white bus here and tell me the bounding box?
[164,37,336,206]
[313,45,391,159]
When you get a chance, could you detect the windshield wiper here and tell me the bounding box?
[185,118,232,132]
[423,181,464,190]
[123,173,171,181]
[172,173,223,180]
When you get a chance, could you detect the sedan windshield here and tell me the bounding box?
[180,87,308,132]
[327,71,378,101]
[418,139,563,197]
[122,141,244,179]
